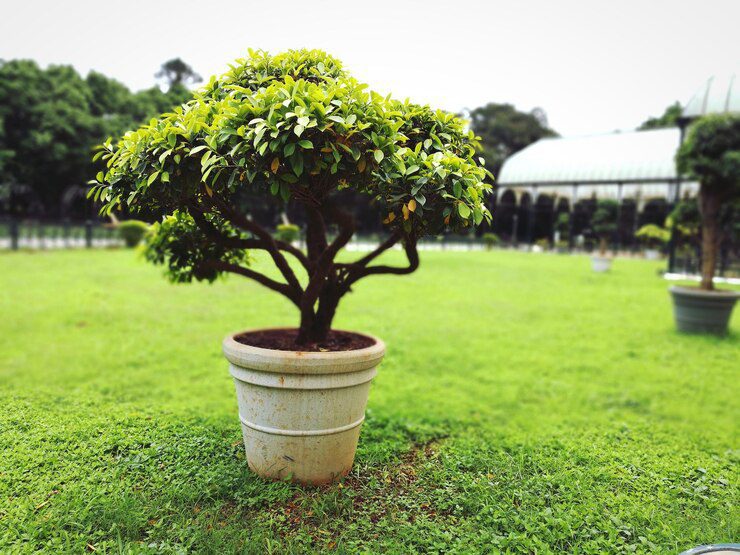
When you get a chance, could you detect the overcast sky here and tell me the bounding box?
[2,0,738,136]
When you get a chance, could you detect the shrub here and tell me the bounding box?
[676,113,740,290]
[90,49,492,345]
[482,232,499,250]
[591,199,618,255]
[635,224,669,248]
[555,212,570,240]
[275,223,300,244]
[117,220,150,247]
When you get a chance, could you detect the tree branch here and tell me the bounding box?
[342,234,419,291]
[203,260,301,306]
[336,230,402,271]
[205,196,305,293]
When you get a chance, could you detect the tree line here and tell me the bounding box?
[0,56,681,225]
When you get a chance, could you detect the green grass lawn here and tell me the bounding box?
[1,248,738,553]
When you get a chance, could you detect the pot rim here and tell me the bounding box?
[669,285,740,299]
[223,327,386,375]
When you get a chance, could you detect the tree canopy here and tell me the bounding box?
[155,58,202,90]
[91,49,492,344]
[638,102,682,130]
[0,59,193,216]
[468,102,557,178]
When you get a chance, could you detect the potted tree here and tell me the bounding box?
[89,49,492,484]
[590,199,618,272]
[554,212,570,253]
[671,114,740,334]
[635,224,669,260]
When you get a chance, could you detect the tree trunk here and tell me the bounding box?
[699,191,721,291]
[599,237,607,256]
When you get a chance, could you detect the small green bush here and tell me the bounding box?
[482,232,500,250]
[118,220,150,248]
[275,223,300,244]
[635,224,669,247]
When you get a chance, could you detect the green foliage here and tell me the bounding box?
[555,212,570,237]
[635,224,670,245]
[144,211,248,282]
[666,199,700,240]
[481,232,499,250]
[677,113,740,199]
[1,249,737,552]
[591,199,618,237]
[639,101,682,130]
[468,103,557,177]
[275,223,300,243]
[0,59,192,216]
[117,219,150,248]
[91,49,492,284]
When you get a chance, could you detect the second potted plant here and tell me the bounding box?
[635,224,669,260]
[590,199,618,272]
[670,114,739,334]
[90,49,492,484]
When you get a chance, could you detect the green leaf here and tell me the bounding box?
[167,133,176,148]
[284,143,296,156]
[298,140,313,149]
[270,182,280,195]
[147,171,160,186]
[294,125,305,137]
[457,203,471,218]
[374,149,384,163]
[161,171,170,183]
[291,152,304,177]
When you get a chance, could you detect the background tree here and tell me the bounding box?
[591,199,618,255]
[0,59,192,217]
[468,102,557,178]
[639,101,682,130]
[91,49,492,345]
[676,114,740,290]
[155,58,202,90]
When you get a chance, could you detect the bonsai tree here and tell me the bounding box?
[590,199,618,255]
[89,49,492,346]
[635,224,669,249]
[676,113,740,290]
[482,232,499,250]
[117,219,150,247]
[554,212,570,242]
[274,223,300,244]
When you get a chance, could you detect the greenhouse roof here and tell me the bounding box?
[498,128,681,186]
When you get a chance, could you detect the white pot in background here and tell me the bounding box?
[223,329,385,485]
[644,249,661,260]
[591,256,612,273]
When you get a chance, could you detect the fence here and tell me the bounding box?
[0,218,122,250]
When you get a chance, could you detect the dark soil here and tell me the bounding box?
[234,328,376,352]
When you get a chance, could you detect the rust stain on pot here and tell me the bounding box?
[279,376,285,386]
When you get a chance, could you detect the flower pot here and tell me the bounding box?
[644,249,661,260]
[669,286,739,335]
[591,256,612,273]
[223,329,385,485]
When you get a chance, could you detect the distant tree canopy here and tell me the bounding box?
[468,103,557,179]
[638,101,682,130]
[0,59,194,216]
[155,58,202,90]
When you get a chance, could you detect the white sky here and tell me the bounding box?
[2,0,738,137]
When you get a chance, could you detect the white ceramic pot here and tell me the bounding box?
[644,249,661,260]
[591,256,612,273]
[223,329,385,485]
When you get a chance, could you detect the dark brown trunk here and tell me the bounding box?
[699,190,720,291]
[599,237,607,256]
[295,283,340,345]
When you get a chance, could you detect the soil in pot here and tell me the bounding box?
[234,328,375,352]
